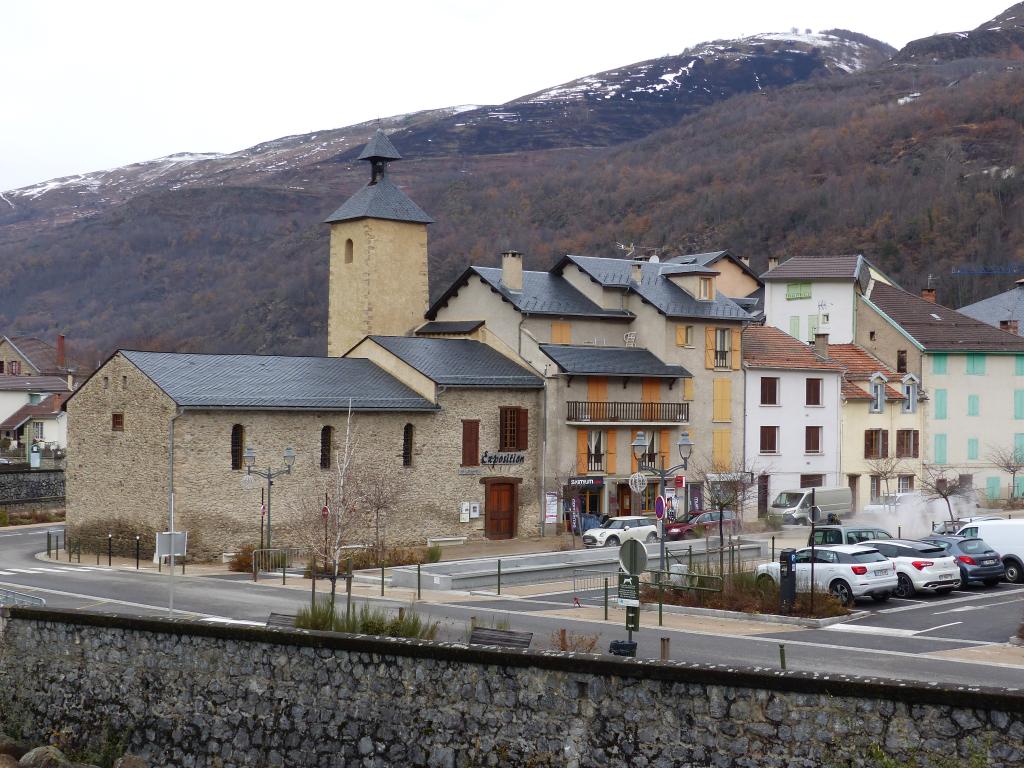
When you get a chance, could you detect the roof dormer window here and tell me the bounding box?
[869,373,887,414]
[901,374,919,414]
[698,276,714,301]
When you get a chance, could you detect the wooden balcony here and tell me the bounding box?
[566,401,689,424]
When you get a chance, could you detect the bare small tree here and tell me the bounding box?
[987,445,1024,500]
[352,458,401,564]
[290,404,363,610]
[689,453,761,575]
[865,455,906,502]
[917,464,971,524]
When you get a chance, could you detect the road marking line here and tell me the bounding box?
[933,595,1024,615]
[5,568,39,573]
[0,571,14,576]
[823,625,920,638]
[872,590,1024,614]
[917,622,962,634]
[0,580,233,621]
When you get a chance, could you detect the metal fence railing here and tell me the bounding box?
[252,547,308,584]
[0,588,45,607]
[573,568,616,594]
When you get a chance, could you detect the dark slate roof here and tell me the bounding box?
[368,337,543,388]
[429,266,633,320]
[957,284,1024,331]
[539,344,691,378]
[416,320,484,335]
[356,129,402,161]
[119,351,438,411]
[760,255,865,281]
[563,255,750,321]
[865,283,1024,353]
[0,376,70,393]
[324,176,434,225]
[664,250,761,283]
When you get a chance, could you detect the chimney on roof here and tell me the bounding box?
[1000,319,1020,335]
[921,287,937,303]
[768,256,780,271]
[56,335,65,369]
[631,261,643,285]
[739,255,751,268]
[500,250,523,292]
[814,332,829,359]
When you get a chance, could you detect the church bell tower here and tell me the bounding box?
[325,129,433,356]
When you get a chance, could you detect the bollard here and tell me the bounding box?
[559,628,567,649]
[46,532,51,559]
[182,555,185,575]
[107,534,112,567]
[771,535,775,562]
[346,572,353,621]
[898,526,902,539]
[658,581,664,626]
[417,563,422,601]
[311,556,316,609]
[381,563,385,597]
[283,557,287,585]
[135,536,140,570]
[660,637,670,661]
[399,607,405,622]
[688,545,693,571]
[779,643,787,670]
[497,559,502,595]
[604,578,609,621]
[470,616,477,630]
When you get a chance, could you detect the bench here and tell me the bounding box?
[427,536,468,547]
[468,627,533,649]
[265,612,297,629]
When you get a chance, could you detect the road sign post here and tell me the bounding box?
[618,539,646,645]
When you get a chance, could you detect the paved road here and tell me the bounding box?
[2,527,1023,689]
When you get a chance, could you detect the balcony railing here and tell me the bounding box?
[587,453,605,473]
[714,350,730,368]
[567,401,689,423]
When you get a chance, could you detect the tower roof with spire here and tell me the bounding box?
[324,130,433,225]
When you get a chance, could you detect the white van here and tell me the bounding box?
[954,519,1024,583]
[769,487,853,525]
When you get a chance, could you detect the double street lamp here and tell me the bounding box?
[243,445,296,549]
[630,430,695,573]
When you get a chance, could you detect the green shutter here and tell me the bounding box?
[934,434,947,464]
[789,316,800,339]
[1015,476,1024,499]
[1016,390,1024,420]
[967,394,980,417]
[986,476,1001,501]
[932,354,947,375]
[807,315,818,341]
[1016,433,1024,455]
[934,389,947,420]
[786,283,798,299]
[1017,355,1024,376]
[967,353,987,375]
[967,438,979,461]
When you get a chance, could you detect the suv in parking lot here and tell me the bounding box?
[871,539,960,597]
[921,535,1004,588]
[582,516,658,548]
[808,525,893,546]
[755,544,897,605]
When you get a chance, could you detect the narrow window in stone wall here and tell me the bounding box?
[320,426,333,470]
[122,375,128,390]
[402,423,414,467]
[112,413,124,432]
[344,238,354,264]
[461,420,480,466]
[231,424,244,470]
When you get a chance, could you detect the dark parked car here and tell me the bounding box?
[665,510,738,541]
[921,535,1005,588]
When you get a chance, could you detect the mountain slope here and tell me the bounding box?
[898,2,1024,62]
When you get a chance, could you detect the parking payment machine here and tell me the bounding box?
[779,548,797,613]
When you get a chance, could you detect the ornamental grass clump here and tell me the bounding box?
[296,599,438,639]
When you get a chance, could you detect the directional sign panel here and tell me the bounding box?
[618,572,641,602]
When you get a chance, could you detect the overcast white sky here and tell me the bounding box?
[1,0,1014,191]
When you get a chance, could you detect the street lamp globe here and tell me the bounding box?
[676,431,694,462]
[630,431,648,461]
[243,446,256,469]
[283,446,296,469]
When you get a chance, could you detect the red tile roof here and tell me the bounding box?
[742,325,843,371]
[828,344,904,400]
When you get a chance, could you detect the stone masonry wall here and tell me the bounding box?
[66,352,542,559]
[1,608,1022,768]
[0,469,64,503]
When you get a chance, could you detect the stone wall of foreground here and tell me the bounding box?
[1,607,1023,768]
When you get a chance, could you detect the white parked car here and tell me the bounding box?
[755,544,897,605]
[582,516,658,548]
[871,539,961,597]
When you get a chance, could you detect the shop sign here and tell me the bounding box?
[569,476,603,487]
[480,451,525,467]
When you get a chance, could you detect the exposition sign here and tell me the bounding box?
[480,451,525,467]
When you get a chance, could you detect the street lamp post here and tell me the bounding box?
[630,431,694,574]
[243,445,296,549]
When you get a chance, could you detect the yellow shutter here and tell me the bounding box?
[576,430,588,475]
[631,429,639,474]
[713,378,732,422]
[731,327,742,370]
[704,326,715,369]
[659,429,670,470]
[675,325,686,346]
[606,429,617,474]
[642,378,659,420]
[712,429,731,471]
[683,377,694,402]
[552,321,571,344]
